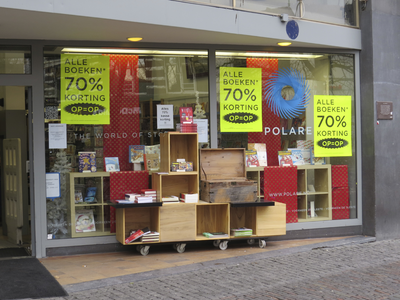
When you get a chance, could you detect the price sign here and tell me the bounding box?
[220,67,262,132]
[314,95,352,157]
[61,54,110,124]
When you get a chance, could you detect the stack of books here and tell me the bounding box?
[162,195,179,203]
[125,227,150,243]
[180,123,197,133]
[141,189,157,201]
[230,228,253,237]
[141,231,160,243]
[179,193,198,203]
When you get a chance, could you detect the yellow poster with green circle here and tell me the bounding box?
[61,54,110,124]
[220,67,262,132]
[314,95,352,157]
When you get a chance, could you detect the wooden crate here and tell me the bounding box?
[200,148,257,203]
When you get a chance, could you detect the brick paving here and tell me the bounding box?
[36,238,400,300]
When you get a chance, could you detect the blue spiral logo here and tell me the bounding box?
[264,68,310,119]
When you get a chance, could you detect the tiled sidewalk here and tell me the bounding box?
[40,237,346,286]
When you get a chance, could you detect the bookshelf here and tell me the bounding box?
[68,172,113,237]
[297,164,332,222]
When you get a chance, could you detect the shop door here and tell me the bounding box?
[0,86,31,251]
[3,138,23,244]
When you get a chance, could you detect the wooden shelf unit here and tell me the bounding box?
[68,171,113,237]
[247,165,332,223]
[297,164,332,222]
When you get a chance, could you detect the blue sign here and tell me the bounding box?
[286,20,299,40]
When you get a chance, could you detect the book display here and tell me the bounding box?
[113,132,287,256]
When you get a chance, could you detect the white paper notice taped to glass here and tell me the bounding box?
[193,119,208,143]
[48,123,67,149]
[157,105,174,129]
[46,172,61,199]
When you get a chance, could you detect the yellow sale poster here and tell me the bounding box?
[61,54,110,124]
[220,67,262,132]
[313,95,352,157]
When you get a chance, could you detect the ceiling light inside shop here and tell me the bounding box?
[277,42,292,46]
[216,51,323,59]
[127,37,143,42]
[61,48,207,56]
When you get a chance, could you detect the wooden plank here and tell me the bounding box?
[255,202,286,236]
[160,204,196,242]
[115,208,125,244]
[200,148,246,180]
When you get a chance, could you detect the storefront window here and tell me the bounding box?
[44,47,209,239]
[216,51,356,223]
[0,46,31,74]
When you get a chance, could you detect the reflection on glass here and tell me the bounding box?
[216,50,356,223]
[43,47,210,239]
[0,46,31,74]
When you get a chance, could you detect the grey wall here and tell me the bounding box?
[360,0,400,240]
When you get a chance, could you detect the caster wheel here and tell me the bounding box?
[219,240,228,250]
[247,239,255,245]
[176,243,186,253]
[213,240,221,248]
[172,243,178,250]
[259,239,266,249]
[139,245,150,256]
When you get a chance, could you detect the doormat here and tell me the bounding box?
[0,247,29,258]
[0,257,68,299]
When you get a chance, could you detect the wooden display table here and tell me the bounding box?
[113,200,286,255]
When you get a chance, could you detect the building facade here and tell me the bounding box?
[0,0,396,259]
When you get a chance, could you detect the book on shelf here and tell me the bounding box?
[78,152,96,172]
[104,157,120,172]
[125,193,141,201]
[125,227,151,244]
[308,200,316,218]
[230,228,253,237]
[141,189,156,195]
[115,200,135,204]
[310,146,326,165]
[288,148,305,166]
[162,195,179,203]
[202,232,229,238]
[141,231,160,242]
[248,143,268,166]
[145,145,160,172]
[74,184,85,204]
[129,145,145,163]
[75,210,96,233]
[170,161,194,172]
[179,193,198,203]
[245,150,259,167]
[84,187,97,203]
[145,153,160,172]
[278,150,293,167]
[135,196,154,203]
